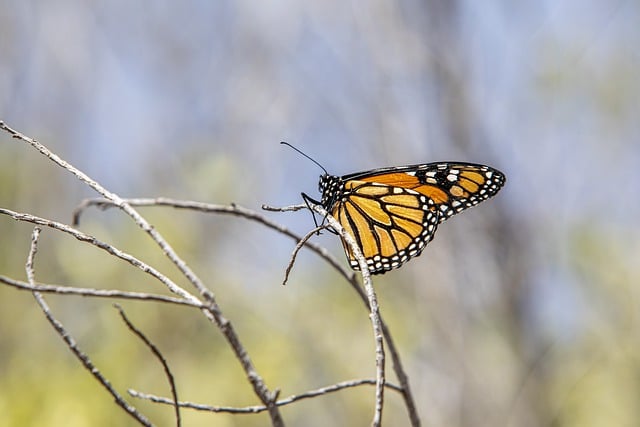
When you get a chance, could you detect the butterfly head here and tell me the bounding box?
[318,174,344,210]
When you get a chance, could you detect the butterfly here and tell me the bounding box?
[300,160,506,274]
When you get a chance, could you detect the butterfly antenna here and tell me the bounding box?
[280,141,328,175]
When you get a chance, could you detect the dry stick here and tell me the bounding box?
[25,227,153,426]
[130,378,403,414]
[0,121,284,426]
[115,304,181,427]
[77,198,421,426]
[0,275,203,307]
[309,204,385,427]
[281,225,326,286]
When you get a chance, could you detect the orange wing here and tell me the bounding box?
[354,163,505,223]
[331,181,438,274]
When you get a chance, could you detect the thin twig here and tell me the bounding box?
[0,275,203,307]
[282,225,326,286]
[24,227,153,426]
[25,227,40,285]
[261,203,307,213]
[129,378,403,414]
[116,304,181,427]
[311,204,386,427]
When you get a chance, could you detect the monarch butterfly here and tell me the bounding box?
[284,143,506,274]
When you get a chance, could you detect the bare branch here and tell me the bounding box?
[261,203,307,213]
[116,304,181,427]
[0,275,202,307]
[23,227,153,426]
[129,378,403,414]
[2,122,284,425]
[281,225,326,286]
[268,378,401,408]
[25,226,40,285]
[308,203,386,426]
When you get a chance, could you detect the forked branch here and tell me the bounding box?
[1,121,422,426]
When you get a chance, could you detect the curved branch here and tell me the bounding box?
[129,378,403,414]
[116,305,181,427]
[281,225,326,286]
[307,203,386,426]
[0,275,204,306]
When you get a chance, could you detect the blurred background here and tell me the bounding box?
[1,1,639,426]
